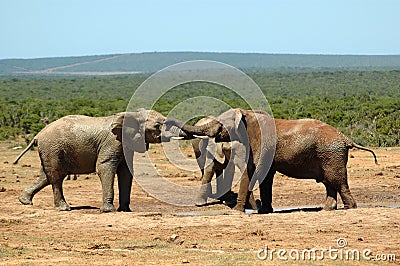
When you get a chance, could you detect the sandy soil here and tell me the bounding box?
[0,140,399,265]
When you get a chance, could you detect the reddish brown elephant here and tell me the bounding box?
[166,108,378,213]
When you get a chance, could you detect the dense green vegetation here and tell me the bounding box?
[1,70,399,146]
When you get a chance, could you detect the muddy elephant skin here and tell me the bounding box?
[13,109,185,212]
[167,108,378,213]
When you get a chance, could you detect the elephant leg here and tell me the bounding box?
[233,169,251,212]
[323,183,338,210]
[195,162,215,206]
[258,170,275,214]
[51,178,70,211]
[245,191,258,210]
[117,162,133,212]
[338,182,357,209]
[215,168,224,197]
[216,164,237,206]
[322,158,357,210]
[97,163,117,212]
[19,166,50,205]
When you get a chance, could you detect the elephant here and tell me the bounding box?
[192,117,260,209]
[166,108,378,213]
[13,109,186,212]
[166,108,276,211]
[191,117,238,207]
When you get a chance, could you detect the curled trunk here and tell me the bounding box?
[163,124,193,140]
[165,118,221,138]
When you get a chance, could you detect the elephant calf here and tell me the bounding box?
[191,117,238,207]
[13,109,183,212]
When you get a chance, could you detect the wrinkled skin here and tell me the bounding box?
[167,108,276,211]
[14,109,184,212]
[192,117,257,208]
[167,108,378,213]
[257,117,378,213]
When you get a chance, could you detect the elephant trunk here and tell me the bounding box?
[161,125,195,142]
[165,118,221,138]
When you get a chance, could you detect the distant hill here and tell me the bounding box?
[1,52,400,76]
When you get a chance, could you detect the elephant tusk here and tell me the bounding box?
[194,135,209,139]
[171,136,185,140]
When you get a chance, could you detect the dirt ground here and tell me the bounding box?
[0,140,399,265]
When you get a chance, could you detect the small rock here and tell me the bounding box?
[88,243,110,250]
[0,187,6,192]
[349,154,355,158]
[375,172,384,176]
[4,237,8,240]
[357,237,364,241]
[169,234,179,242]
[168,234,185,245]
[182,259,190,264]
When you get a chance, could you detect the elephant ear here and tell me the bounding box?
[111,112,125,141]
[231,140,248,172]
[231,108,248,141]
[111,112,141,142]
[215,142,229,164]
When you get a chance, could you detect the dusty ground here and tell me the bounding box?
[0,140,399,265]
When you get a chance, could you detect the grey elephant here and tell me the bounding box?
[166,108,378,213]
[191,117,238,207]
[13,109,185,212]
[192,117,260,208]
[167,108,276,211]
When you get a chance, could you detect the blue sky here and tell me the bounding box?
[1,0,399,59]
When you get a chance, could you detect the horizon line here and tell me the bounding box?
[2,51,400,61]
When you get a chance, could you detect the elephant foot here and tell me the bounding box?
[224,199,237,208]
[117,205,132,212]
[195,200,208,207]
[217,191,237,202]
[258,205,273,214]
[218,191,238,208]
[19,192,33,205]
[100,203,117,213]
[323,203,337,211]
[232,202,245,212]
[323,198,338,211]
[343,202,357,210]
[57,201,71,211]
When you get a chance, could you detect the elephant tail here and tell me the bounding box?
[13,137,38,165]
[348,142,378,165]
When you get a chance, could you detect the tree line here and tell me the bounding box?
[0,70,399,147]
